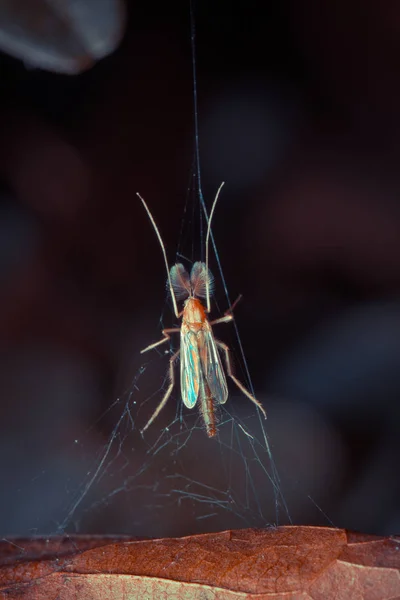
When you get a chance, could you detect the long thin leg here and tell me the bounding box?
[140,328,180,354]
[210,315,233,326]
[215,340,267,419]
[210,294,242,326]
[140,349,180,434]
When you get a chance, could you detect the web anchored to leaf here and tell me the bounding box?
[57,364,290,537]
[53,177,290,538]
[48,2,291,538]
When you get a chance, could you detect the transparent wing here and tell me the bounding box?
[180,329,202,408]
[201,325,228,405]
[190,261,214,299]
[169,263,191,301]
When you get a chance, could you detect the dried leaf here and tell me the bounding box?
[0,527,399,599]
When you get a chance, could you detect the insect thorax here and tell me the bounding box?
[183,297,207,325]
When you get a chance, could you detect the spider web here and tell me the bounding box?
[46,151,291,536]
[1,2,292,544]
[54,300,290,538]
[51,135,291,539]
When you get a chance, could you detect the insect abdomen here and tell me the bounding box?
[200,382,217,438]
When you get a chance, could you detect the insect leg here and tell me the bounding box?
[140,349,180,434]
[215,340,267,419]
[210,314,233,326]
[140,328,180,354]
[226,294,243,315]
[210,295,242,326]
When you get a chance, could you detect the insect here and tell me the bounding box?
[136,183,266,437]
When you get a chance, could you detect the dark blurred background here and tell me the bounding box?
[0,0,399,537]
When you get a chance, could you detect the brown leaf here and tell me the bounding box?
[0,527,399,599]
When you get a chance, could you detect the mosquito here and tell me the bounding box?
[136,183,266,437]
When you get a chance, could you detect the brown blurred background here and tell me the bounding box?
[0,0,399,538]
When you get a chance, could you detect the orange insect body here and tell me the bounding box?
[181,297,217,437]
[182,297,206,331]
[180,295,225,437]
[136,184,266,437]
[200,382,217,438]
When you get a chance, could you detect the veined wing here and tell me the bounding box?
[180,329,202,408]
[201,324,228,405]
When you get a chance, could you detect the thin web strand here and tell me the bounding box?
[190,0,288,524]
